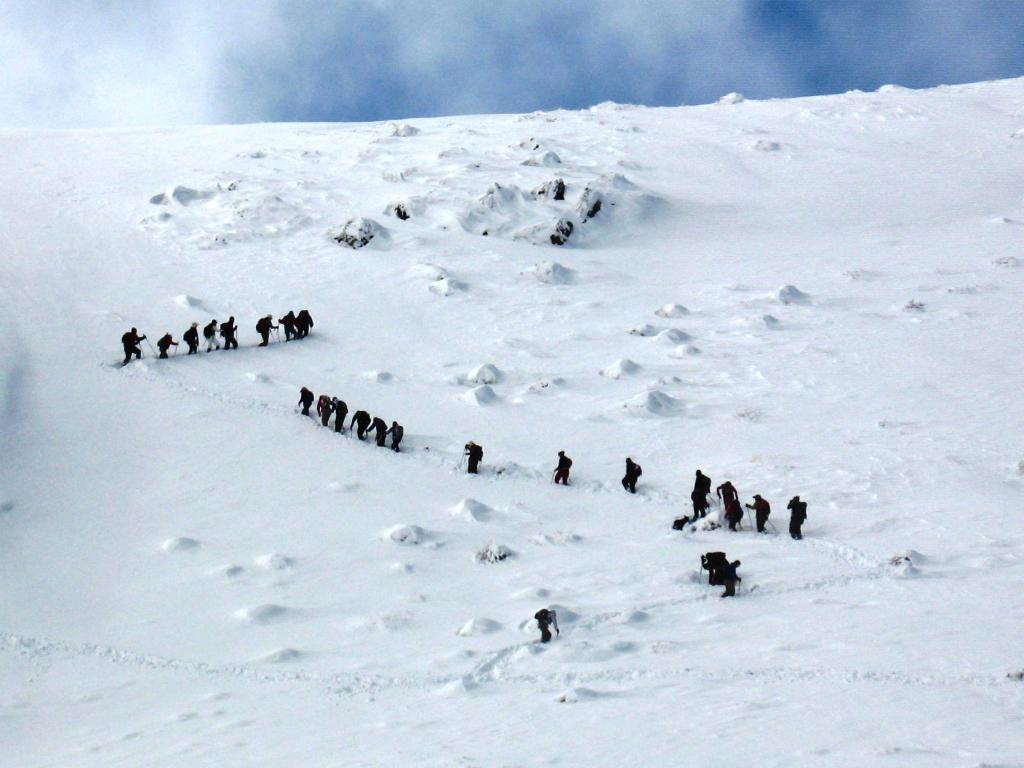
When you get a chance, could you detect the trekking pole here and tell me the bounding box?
[145,338,157,357]
[767,519,778,533]
[746,508,754,530]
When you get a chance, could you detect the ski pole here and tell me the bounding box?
[145,337,157,357]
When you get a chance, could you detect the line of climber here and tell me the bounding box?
[298,387,404,452]
[118,310,314,365]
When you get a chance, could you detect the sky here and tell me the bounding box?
[2,0,1024,128]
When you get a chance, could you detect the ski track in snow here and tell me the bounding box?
[3,630,1006,699]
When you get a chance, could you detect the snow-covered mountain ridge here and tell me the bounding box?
[2,78,1024,767]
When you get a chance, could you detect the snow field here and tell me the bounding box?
[2,79,1024,766]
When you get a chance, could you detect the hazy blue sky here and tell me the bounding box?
[3,0,1024,127]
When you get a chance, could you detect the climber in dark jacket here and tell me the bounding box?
[720,559,742,598]
[332,398,348,433]
[368,416,388,447]
[691,470,711,518]
[535,608,559,643]
[464,441,483,474]
[621,457,642,493]
[295,309,314,339]
[746,494,771,533]
[316,394,333,427]
[298,387,314,416]
[386,421,404,452]
[121,328,146,365]
[350,410,371,440]
[256,315,278,346]
[787,496,808,539]
[156,332,178,359]
[553,451,573,485]
[183,322,200,354]
[220,316,238,349]
[279,311,297,341]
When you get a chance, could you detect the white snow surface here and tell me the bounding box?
[3,80,1024,767]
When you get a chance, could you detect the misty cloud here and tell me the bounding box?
[2,0,1023,128]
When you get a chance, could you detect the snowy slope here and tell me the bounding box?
[2,79,1024,767]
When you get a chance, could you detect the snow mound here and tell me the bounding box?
[532,178,566,200]
[257,648,305,664]
[691,516,722,532]
[161,537,199,553]
[526,261,573,284]
[527,376,566,392]
[384,201,411,220]
[628,323,660,337]
[383,525,427,546]
[623,390,682,416]
[575,173,641,224]
[389,123,420,137]
[450,498,495,522]
[428,277,467,296]
[612,610,650,625]
[668,344,701,358]
[254,553,294,571]
[778,284,811,304]
[436,676,476,697]
[531,530,582,546]
[763,314,781,328]
[522,151,562,167]
[473,542,514,563]
[234,604,290,624]
[413,262,449,281]
[150,185,218,206]
[555,687,605,703]
[655,328,692,345]
[600,359,640,379]
[456,617,503,636]
[209,564,244,578]
[546,217,574,246]
[461,384,498,406]
[655,303,689,318]
[888,550,923,576]
[904,299,925,312]
[467,363,502,384]
[477,182,527,212]
[717,92,745,104]
[333,218,387,249]
[362,370,395,383]
[753,139,782,152]
[172,294,210,311]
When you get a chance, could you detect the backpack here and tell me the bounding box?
[203,324,214,339]
[672,517,687,531]
[534,609,551,624]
